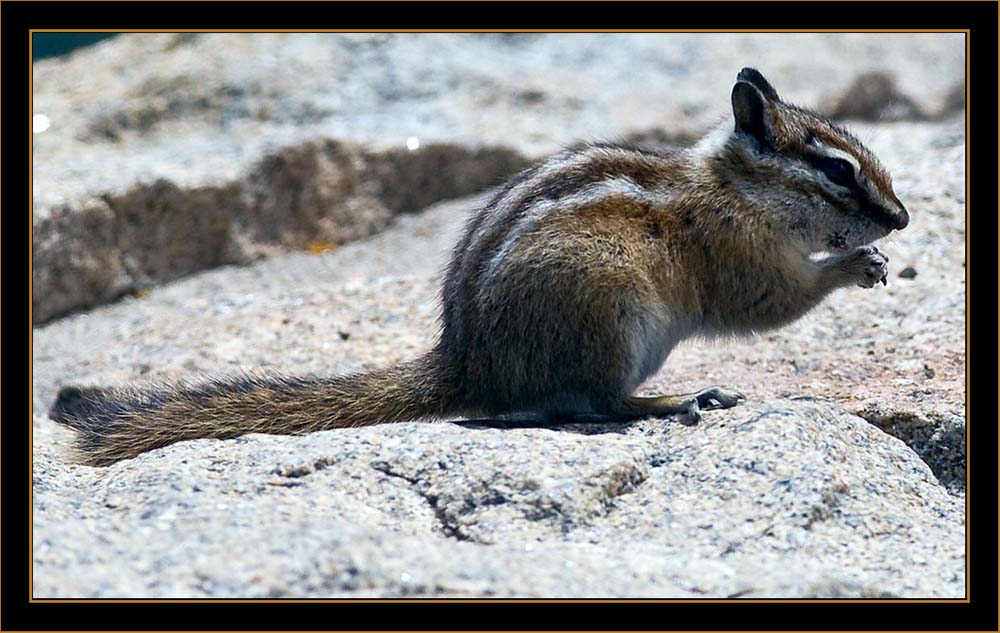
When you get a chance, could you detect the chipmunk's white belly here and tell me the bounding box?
[623,310,689,393]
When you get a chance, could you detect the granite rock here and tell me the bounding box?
[32,400,964,598]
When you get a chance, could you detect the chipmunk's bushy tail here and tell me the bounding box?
[49,352,460,466]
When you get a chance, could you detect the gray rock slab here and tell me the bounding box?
[32,400,964,598]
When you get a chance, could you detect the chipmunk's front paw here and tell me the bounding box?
[849,245,889,288]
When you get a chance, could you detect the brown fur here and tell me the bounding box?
[51,68,908,466]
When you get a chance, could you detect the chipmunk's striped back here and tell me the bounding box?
[443,142,685,319]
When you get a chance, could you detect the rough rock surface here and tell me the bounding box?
[31,33,965,323]
[32,33,966,598]
[33,400,963,599]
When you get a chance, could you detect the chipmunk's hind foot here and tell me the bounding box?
[620,386,746,424]
[690,385,746,410]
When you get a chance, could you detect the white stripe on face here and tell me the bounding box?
[810,138,861,174]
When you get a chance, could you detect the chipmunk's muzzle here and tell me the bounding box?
[860,195,909,232]
[882,193,909,231]
[892,202,910,230]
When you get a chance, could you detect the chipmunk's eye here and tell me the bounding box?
[810,155,856,188]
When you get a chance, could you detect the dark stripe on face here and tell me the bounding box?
[805,153,855,189]
[853,188,900,230]
[801,147,899,229]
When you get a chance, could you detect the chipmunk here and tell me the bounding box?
[50,68,909,466]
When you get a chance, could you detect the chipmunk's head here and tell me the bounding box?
[723,67,909,254]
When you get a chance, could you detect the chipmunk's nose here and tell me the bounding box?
[893,202,909,230]
[882,192,909,231]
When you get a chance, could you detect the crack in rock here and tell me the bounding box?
[857,408,965,493]
[802,480,850,530]
[580,461,650,517]
[272,457,335,479]
[369,460,475,542]
[369,457,648,543]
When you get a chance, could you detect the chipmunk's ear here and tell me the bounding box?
[732,80,775,152]
[737,67,780,102]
